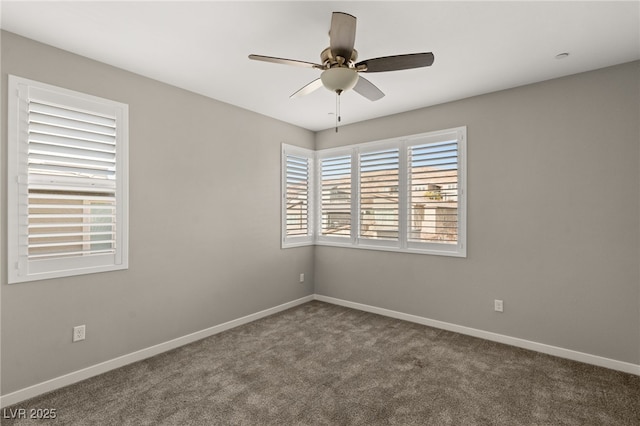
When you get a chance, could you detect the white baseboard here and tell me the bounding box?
[314,294,640,376]
[2,292,638,408]
[0,295,314,408]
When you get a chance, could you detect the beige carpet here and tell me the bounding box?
[3,301,639,425]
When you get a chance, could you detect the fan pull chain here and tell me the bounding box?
[335,91,342,133]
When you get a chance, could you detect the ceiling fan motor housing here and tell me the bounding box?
[321,47,358,68]
[320,67,359,93]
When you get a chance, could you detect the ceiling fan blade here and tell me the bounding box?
[249,54,322,69]
[290,78,324,98]
[329,12,356,61]
[356,53,434,73]
[353,76,385,101]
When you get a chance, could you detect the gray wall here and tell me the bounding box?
[315,61,640,365]
[1,30,638,397]
[0,32,315,394]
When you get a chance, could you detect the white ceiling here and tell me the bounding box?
[1,1,639,132]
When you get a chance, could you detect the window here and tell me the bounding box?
[281,127,466,256]
[7,76,129,283]
[405,131,464,255]
[282,145,314,247]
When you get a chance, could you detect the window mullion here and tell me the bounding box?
[313,153,321,242]
[309,151,316,239]
[398,140,409,250]
[351,147,360,245]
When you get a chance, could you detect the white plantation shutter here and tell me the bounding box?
[281,129,465,257]
[405,128,466,256]
[359,148,399,242]
[27,192,116,259]
[28,100,118,259]
[408,140,459,244]
[8,76,128,283]
[282,145,314,246]
[285,154,309,236]
[319,154,352,238]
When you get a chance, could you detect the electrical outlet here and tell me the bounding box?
[73,325,86,342]
[494,299,504,313]
[299,273,305,283]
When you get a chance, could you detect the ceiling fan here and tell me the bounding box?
[249,11,435,102]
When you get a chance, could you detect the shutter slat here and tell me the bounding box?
[30,133,116,152]
[411,145,457,156]
[29,213,115,219]
[30,123,116,145]
[29,249,115,259]
[29,154,116,171]
[30,203,115,210]
[29,112,116,137]
[29,101,116,127]
[29,193,115,202]
[29,240,116,249]
[30,142,116,162]
[29,164,115,179]
[29,222,114,229]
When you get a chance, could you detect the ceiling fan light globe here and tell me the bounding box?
[321,67,359,93]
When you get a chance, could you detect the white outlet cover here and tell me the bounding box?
[73,325,86,342]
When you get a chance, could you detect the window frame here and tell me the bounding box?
[281,126,466,257]
[402,128,466,257]
[7,75,129,283]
